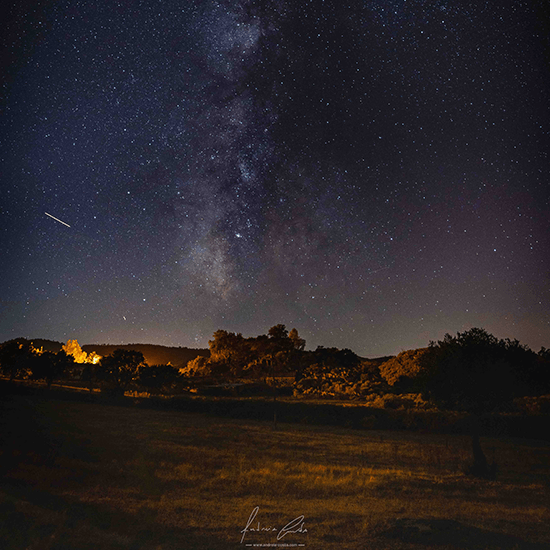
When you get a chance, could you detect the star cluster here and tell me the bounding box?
[1,0,549,356]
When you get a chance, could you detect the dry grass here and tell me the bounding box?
[0,394,549,549]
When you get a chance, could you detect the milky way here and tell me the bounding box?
[2,0,549,355]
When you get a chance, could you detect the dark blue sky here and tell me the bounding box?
[2,0,549,356]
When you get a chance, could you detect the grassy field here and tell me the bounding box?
[1,393,549,549]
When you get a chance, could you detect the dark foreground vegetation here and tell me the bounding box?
[2,378,550,441]
[1,386,549,549]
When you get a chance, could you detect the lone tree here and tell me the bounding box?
[138,364,181,395]
[96,349,145,395]
[208,330,248,377]
[420,327,523,478]
[30,350,73,389]
[62,339,89,363]
[0,340,33,380]
[289,328,306,351]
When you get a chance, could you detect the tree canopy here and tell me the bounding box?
[96,349,145,394]
[30,350,74,388]
[192,325,308,378]
[378,348,429,391]
[419,327,546,414]
[0,339,34,380]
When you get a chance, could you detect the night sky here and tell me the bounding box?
[2,0,549,357]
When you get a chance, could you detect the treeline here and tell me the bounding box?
[182,324,307,377]
[0,338,208,369]
[297,328,550,415]
[0,341,184,396]
[181,325,550,415]
[1,326,550,414]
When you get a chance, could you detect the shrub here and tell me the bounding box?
[513,395,550,415]
[363,392,433,410]
[378,348,430,391]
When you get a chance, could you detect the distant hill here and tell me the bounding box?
[81,343,209,368]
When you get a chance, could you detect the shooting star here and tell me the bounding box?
[45,212,71,228]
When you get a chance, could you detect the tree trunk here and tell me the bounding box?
[467,416,491,478]
[273,391,278,430]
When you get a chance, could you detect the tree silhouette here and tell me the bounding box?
[30,350,73,389]
[138,364,181,394]
[420,328,518,478]
[289,328,306,351]
[268,324,289,341]
[96,349,145,395]
[0,340,33,380]
[81,361,99,392]
[208,330,248,376]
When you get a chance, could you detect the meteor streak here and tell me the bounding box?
[45,212,71,227]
